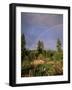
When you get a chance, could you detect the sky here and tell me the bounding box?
[21,12,63,50]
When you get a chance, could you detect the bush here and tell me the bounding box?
[33,64,54,76]
[21,60,34,77]
[37,54,44,60]
[54,52,63,61]
[53,61,63,75]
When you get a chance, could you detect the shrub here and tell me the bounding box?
[37,54,44,60]
[53,61,63,75]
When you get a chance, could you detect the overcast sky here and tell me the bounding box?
[21,12,63,50]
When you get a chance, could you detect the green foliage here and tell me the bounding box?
[21,60,63,77]
[52,38,63,61]
[21,34,26,49]
[29,52,35,61]
[37,54,44,60]
[33,64,52,76]
[54,52,63,61]
[21,36,63,77]
[37,40,44,54]
[56,38,62,52]
[21,34,26,61]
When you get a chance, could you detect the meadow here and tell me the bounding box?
[21,34,63,77]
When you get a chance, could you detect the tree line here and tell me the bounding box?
[21,33,63,63]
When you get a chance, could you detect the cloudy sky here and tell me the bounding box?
[21,12,63,50]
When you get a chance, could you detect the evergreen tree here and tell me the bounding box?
[21,33,26,61]
[37,40,44,54]
[55,38,63,60]
[21,34,26,50]
[56,38,62,52]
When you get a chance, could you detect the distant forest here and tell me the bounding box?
[21,33,63,77]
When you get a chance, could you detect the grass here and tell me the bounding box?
[21,58,63,77]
